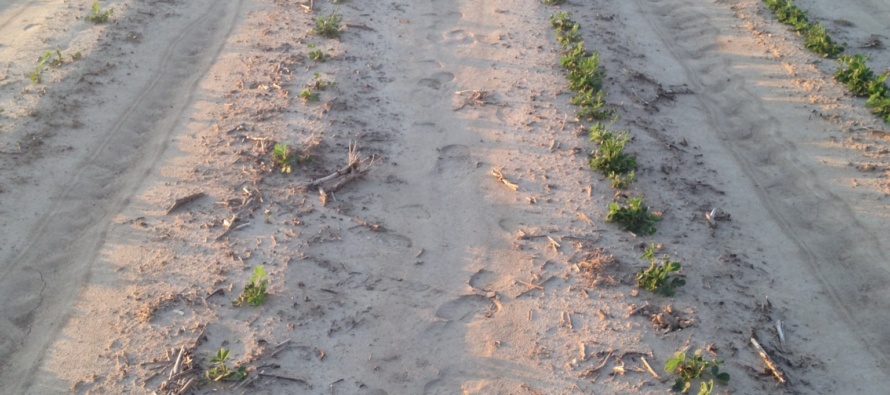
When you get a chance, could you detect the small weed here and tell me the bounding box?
[30,49,64,84]
[637,244,685,296]
[556,24,581,48]
[542,0,566,5]
[233,265,268,307]
[307,43,329,62]
[71,51,83,61]
[300,88,319,102]
[314,11,342,39]
[310,72,335,90]
[272,143,294,174]
[87,1,113,24]
[606,196,659,234]
[309,49,328,62]
[550,12,577,32]
[664,349,730,394]
[204,348,248,382]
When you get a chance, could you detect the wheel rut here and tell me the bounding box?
[0,1,246,392]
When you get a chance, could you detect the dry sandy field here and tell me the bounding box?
[1,0,890,394]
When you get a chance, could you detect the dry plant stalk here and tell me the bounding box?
[491,168,519,191]
[750,337,786,384]
[301,142,379,193]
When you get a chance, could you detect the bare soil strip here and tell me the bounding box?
[1,0,889,394]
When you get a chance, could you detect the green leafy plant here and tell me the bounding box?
[299,87,319,102]
[867,88,890,123]
[664,349,730,394]
[272,143,294,173]
[763,0,844,58]
[310,72,335,90]
[637,244,685,296]
[314,10,342,38]
[204,348,248,382]
[606,196,659,234]
[234,265,268,307]
[589,129,636,188]
[550,12,576,32]
[86,1,113,24]
[309,49,328,62]
[568,51,606,93]
[835,54,878,96]
[803,24,844,58]
[834,54,890,122]
[307,43,329,62]
[30,49,64,84]
[542,0,566,5]
[572,88,614,120]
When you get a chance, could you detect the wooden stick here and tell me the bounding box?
[490,168,519,191]
[166,192,205,215]
[548,236,561,253]
[175,377,197,395]
[170,346,185,379]
[640,356,662,381]
[580,352,613,377]
[750,337,786,384]
[516,280,544,291]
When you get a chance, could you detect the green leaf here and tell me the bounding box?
[664,352,685,372]
[715,372,731,385]
[697,380,714,395]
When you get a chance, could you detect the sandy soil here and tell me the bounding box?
[1,0,890,394]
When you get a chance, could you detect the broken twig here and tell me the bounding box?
[640,356,662,381]
[580,352,613,377]
[490,168,519,191]
[166,192,205,215]
[751,337,786,384]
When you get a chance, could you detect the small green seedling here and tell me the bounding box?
[542,0,566,5]
[307,44,329,62]
[606,196,659,234]
[87,1,113,24]
[664,349,730,394]
[299,88,319,102]
[233,265,268,307]
[314,10,342,38]
[30,49,64,84]
[310,72,335,90]
[204,348,248,382]
[637,244,685,296]
[549,12,577,33]
[272,143,294,174]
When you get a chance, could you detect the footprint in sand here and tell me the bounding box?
[434,294,493,322]
[433,144,476,178]
[411,72,455,107]
[469,269,496,292]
